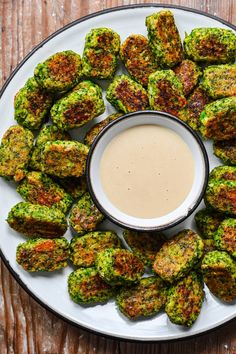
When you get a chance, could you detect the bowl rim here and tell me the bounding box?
[86,110,209,231]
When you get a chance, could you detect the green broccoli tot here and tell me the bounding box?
[116,276,167,319]
[7,202,67,238]
[34,50,82,93]
[16,238,69,272]
[68,267,116,304]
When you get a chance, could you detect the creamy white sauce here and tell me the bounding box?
[100,125,194,218]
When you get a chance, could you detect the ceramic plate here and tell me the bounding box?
[0,4,235,341]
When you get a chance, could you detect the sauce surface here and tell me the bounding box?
[100,125,194,218]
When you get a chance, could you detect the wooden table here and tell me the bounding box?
[0,1,235,353]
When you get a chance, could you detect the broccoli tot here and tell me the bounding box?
[123,230,165,267]
[200,97,236,141]
[174,60,202,96]
[184,28,236,64]
[50,80,105,130]
[29,124,72,172]
[205,179,236,215]
[116,276,167,320]
[17,171,73,213]
[96,248,145,286]
[213,139,236,166]
[14,77,53,130]
[214,219,236,258]
[165,272,204,327]
[34,50,82,93]
[194,208,225,239]
[0,125,34,182]
[202,64,236,99]
[201,250,236,302]
[41,141,89,178]
[7,202,67,238]
[178,86,211,131]
[70,231,121,267]
[84,27,120,53]
[82,48,118,79]
[120,34,158,87]
[16,238,69,272]
[148,70,186,117]
[146,10,183,67]
[205,167,236,215]
[82,28,120,79]
[69,193,104,236]
[209,165,236,181]
[106,75,149,113]
[84,112,122,147]
[153,229,204,283]
[68,267,116,304]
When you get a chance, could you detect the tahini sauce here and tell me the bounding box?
[100,125,194,218]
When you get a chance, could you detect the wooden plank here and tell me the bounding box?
[0,1,235,353]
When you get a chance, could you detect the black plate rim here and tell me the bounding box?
[0,3,235,343]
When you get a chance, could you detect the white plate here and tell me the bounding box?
[0,4,235,342]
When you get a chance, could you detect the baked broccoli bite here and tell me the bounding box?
[84,27,120,53]
[173,60,202,96]
[205,180,236,215]
[209,165,236,181]
[0,125,34,182]
[106,75,149,113]
[146,10,183,67]
[178,86,211,130]
[123,230,165,267]
[70,231,121,267]
[7,202,67,238]
[14,77,53,130]
[84,112,122,147]
[153,229,204,283]
[29,124,71,171]
[200,97,236,141]
[201,250,236,302]
[120,34,158,87]
[116,276,167,320]
[96,248,145,286]
[16,237,69,272]
[82,48,118,79]
[36,124,71,146]
[41,141,89,178]
[184,28,236,64]
[69,192,104,235]
[214,139,236,166]
[50,80,105,130]
[214,219,236,257]
[57,176,87,199]
[17,171,73,213]
[68,267,115,304]
[202,64,236,99]
[34,50,82,93]
[165,272,204,327]
[195,208,225,239]
[148,70,186,117]
[82,28,120,79]
[178,86,211,131]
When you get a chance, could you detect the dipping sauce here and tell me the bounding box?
[100,125,194,218]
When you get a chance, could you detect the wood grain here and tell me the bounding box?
[0,1,236,353]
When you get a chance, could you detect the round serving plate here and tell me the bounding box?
[0,4,235,342]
